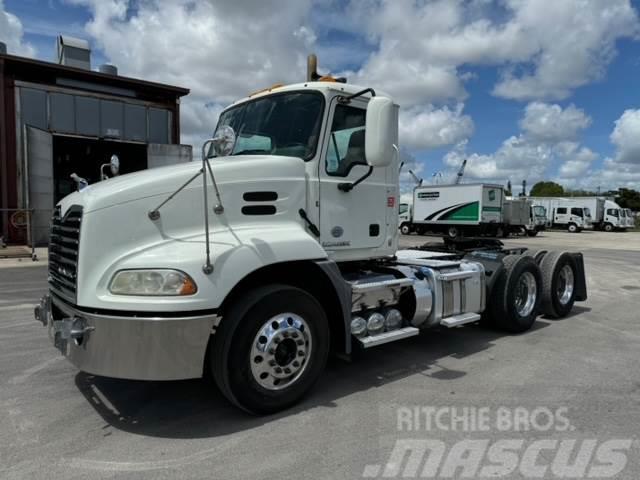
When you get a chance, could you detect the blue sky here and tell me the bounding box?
[3,0,640,191]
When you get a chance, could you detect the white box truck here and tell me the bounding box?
[34,56,588,414]
[401,183,505,238]
[528,198,593,232]
[503,197,547,237]
[602,199,629,231]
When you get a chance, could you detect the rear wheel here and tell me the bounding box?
[447,226,460,239]
[211,285,329,414]
[526,249,548,265]
[540,251,577,318]
[488,255,542,333]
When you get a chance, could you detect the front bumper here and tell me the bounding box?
[35,294,217,380]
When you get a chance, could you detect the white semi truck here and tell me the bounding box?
[34,57,588,414]
[399,183,505,238]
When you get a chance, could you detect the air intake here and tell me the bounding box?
[56,35,91,70]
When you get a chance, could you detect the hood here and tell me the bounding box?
[58,155,305,215]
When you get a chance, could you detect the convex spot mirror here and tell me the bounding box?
[204,125,237,159]
[110,155,120,176]
[365,96,397,168]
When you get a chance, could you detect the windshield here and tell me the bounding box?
[533,206,546,217]
[620,209,626,217]
[584,208,591,217]
[215,91,324,160]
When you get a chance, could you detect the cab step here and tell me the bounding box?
[357,326,419,348]
[440,312,481,328]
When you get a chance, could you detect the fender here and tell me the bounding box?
[79,222,329,312]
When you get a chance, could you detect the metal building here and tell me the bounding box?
[0,36,191,246]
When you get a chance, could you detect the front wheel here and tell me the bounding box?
[526,230,538,237]
[568,223,578,233]
[211,285,329,414]
[604,223,614,232]
[400,223,411,235]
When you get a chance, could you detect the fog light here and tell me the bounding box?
[367,312,385,335]
[384,308,403,331]
[350,317,367,337]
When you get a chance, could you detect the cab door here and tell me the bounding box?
[318,98,389,255]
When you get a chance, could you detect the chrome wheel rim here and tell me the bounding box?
[515,271,537,317]
[557,264,574,306]
[250,313,311,391]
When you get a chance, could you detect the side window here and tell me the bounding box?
[326,104,366,176]
[607,208,618,217]
[571,207,583,217]
[556,207,567,214]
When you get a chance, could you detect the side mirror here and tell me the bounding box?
[110,155,120,176]
[365,96,397,167]
[203,125,236,160]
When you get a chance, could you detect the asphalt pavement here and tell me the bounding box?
[1,231,639,479]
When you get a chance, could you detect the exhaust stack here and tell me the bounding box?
[306,54,347,83]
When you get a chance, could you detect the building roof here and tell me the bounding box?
[0,52,189,99]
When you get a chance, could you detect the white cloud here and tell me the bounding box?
[67,0,316,146]
[0,0,36,57]
[520,103,591,143]
[344,0,639,104]
[446,102,595,185]
[399,104,474,150]
[610,109,640,165]
[556,143,597,178]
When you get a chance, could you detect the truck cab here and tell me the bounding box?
[553,205,591,232]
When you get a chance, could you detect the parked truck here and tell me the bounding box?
[34,56,588,414]
[399,183,505,238]
[503,197,546,237]
[528,197,593,232]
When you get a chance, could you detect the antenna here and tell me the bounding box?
[454,158,467,184]
[408,169,423,186]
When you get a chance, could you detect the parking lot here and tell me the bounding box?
[1,230,639,479]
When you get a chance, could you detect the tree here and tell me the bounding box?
[617,188,640,211]
[530,181,564,197]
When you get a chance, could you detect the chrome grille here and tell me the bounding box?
[48,205,82,303]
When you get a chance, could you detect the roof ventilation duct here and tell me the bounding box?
[98,64,118,75]
[56,35,91,70]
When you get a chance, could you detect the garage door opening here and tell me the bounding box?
[53,136,148,203]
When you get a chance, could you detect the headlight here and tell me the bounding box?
[109,269,197,296]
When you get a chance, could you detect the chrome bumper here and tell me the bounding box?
[35,294,217,380]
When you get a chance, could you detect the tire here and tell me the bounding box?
[400,224,411,235]
[540,251,578,318]
[526,230,538,237]
[211,285,329,414]
[447,226,460,239]
[526,249,548,265]
[487,255,542,333]
[568,223,578,233]
[604,223,613,232]
[416,226,426,235]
